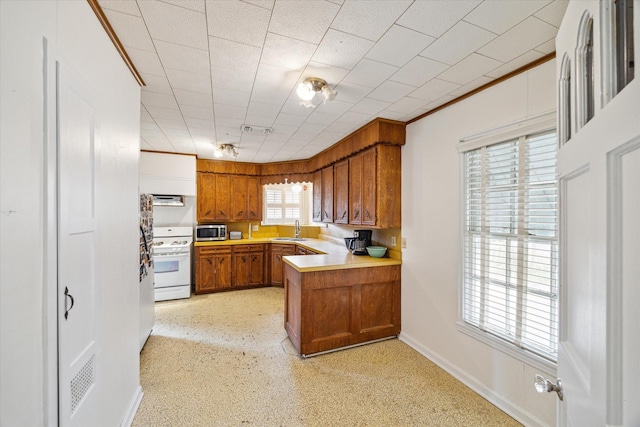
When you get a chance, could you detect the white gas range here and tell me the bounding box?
[153,226,193,301]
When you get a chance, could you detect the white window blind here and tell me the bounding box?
[463,131,559,362]
[263,183,310,225]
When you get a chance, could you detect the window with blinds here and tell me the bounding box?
[263,183,311,225]
[463,131,558,363]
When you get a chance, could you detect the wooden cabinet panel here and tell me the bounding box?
[271,244,295,286]
[361,148,377,226]
[284,264,401,356]
[321,166,334,223]
[230,176,247,220]
[334,160,349,224]
[246,176,262,221]
[312,170,322,222]
[232,244,264,287]
[349,154,363,225]
[195,246,232,293]
[197,173,263,222]
[197,173,216,222]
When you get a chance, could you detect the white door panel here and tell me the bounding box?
[57,62,101,427]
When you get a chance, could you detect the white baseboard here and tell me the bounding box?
[398,332,549,427]
[121,386,143,427]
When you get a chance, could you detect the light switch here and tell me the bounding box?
[252,225,259,231]
[401,238,407,249]
[391,236,396,247]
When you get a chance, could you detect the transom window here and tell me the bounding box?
[262,183,312,225]
[462,131,559,364]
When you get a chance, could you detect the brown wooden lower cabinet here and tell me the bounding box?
[283,264,401,356]
[195,244,265,293]
[270,244,296,286]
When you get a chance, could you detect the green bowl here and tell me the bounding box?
[366,246,387,258]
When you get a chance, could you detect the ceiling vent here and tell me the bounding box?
[241,124,274,135]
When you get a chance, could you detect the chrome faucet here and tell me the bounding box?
[294,220,301,239]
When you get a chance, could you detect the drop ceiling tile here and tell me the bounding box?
[209,37,261,72]
[367,81,415,103]
[189,127,216,138]
[448,76,494,97]
[180,105,214,121]
[251,64,301,106]
[410,79,461,102]
[141,91,179,109]
[275,113,307,127]
[298,123,327,135]
[386,96,429,113]
[350,98,391,115]
[141,121,161,132]
[165,68,212,93]
[214,116,244,130]
[185,117,215,130]
[327,120,358,133]
[344,59,398,89]
[145,106,184,120]
[124,48,164,76]
[423,94,457,111]
[140,107,154,122]
[315,99,354,116]
[336,111,372,125]
[100,1,141,16]
[243,0,274,10]
[215,104,247,120]
[464,0,551,34]
[280,97,316,116]
[378,110,407,121]
[244,114,276,127]
[535,0,569,28]
[331,82,372,104]
[140,140,155,150]
[216,126,242,140]
[312,30,375,70]
[261,33,317,70]
[330,1,412,41]
[154,40,210,75]
[161,0,205,13]
[269,124,297,137]
[174,89,213,109]
[212,88,251,108]
[397,0,482,38]
[534,39,556,55]
[155,120,189,132]
[103,11,155,51]
[389,57,449,87]
[303,62,350,87]
[138,1,208,49]
[139,74,173,95]
[437,53,502,85]
[206,0,269,47]
[484,50,545,79]
[239,134,267,144]
[477,17,557,63]
[269,0,340,44]
[366,25,435,67]
[246,104,279,124]
[211,66,257,92]
[420,21,496,65]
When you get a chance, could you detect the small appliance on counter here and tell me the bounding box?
[195,224,226,241]
[346,229,372,255]
[229,231,242,240]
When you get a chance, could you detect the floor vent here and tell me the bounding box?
[70,354,95,414]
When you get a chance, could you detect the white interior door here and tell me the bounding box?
[57,62,101,427]
[556,127,640,426]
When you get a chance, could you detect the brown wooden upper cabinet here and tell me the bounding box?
[321,166,334,223]
[197,173,262,223]
[333,160,349,224]
[312,170,322,222]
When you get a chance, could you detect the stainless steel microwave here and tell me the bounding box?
[195,224,227,241]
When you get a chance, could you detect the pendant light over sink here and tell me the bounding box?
[296,77,337,108]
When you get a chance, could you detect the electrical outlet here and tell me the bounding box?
[401,238,407,249]
[252,225,259,231]
[391,236,396,247]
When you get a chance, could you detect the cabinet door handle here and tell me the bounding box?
[341,210,347,219]
[354,210,360,219]
[324,210,329,218]
[64,286,75,320]
[205,210,212,216]
[250,210,256,217]
[365,210,371,219]
[237,210,244,217]
[219,210,226,216]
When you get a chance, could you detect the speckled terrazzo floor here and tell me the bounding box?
[133,287,521,427]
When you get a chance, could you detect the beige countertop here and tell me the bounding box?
[194,237,401,272]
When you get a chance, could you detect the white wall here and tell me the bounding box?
[1,1,141,425]
[401,60,558,426]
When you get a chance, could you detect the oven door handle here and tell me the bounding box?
[154,252,190,258]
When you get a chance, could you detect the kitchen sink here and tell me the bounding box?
[272,237,309,241]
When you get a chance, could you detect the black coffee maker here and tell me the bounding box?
[351,229,372,255]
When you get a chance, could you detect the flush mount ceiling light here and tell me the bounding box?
[296,77,337,108]
[214,143,239,159]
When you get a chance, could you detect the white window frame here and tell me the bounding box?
[576,11,595,128]
[457,116,558,373]
[262,183,312,226]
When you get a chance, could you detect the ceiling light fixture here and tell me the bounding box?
[214,143,239,159]
[241,124,274,135]
[296,77,337,108]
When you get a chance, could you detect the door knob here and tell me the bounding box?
[534,374,563,401]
